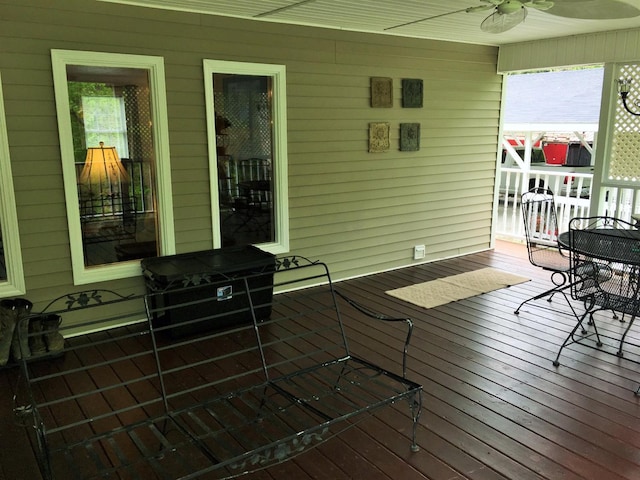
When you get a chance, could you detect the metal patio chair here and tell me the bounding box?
[514,188,580,321]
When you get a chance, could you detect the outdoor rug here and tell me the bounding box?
[385,267,530,310]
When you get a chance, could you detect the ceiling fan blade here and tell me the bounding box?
[479,0,506,5]
[466,4,499,14]
[481,7,528,33]
[384,7,470,30]
[525,0,555,10]
[545,0,640,19]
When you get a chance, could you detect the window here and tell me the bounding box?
[82,96,129,157]
[52,50,175,285]
[0,73,25,296]
[203,60,289,254]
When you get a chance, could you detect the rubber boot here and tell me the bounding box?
[10,299,33,361]
[0,300,17,366]
[42,314,64,353]
[28,317,47,357]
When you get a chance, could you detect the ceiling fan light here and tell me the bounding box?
[481,6,528,33]
[497,0,525,14]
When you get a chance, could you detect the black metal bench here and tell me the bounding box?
[15,256,422,479]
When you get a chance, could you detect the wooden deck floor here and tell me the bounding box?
[2,240,640,480]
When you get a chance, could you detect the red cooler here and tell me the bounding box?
[542,142,569,165]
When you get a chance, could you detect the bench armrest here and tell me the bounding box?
[334,289,414,379]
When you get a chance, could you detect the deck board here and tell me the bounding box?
[2,240,640,479]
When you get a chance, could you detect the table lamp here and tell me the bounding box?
[79,142,129,194]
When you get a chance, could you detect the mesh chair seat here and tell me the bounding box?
[528,246,571,272]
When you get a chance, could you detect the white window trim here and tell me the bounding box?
[52,49,175,285]
[0,74,26,296]
[203,59,289,254]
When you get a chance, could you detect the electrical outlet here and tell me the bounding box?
[414,245,426,260]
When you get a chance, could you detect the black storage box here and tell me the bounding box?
[141,246,275,337]
[565,142,592,166]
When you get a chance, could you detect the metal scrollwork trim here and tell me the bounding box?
[275,256,319,271]
[231,427,330,471]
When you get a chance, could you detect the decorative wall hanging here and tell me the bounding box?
[400,123,420,151]
[369,122,390,152]
[402,79,423,108]
[370,77,393,108]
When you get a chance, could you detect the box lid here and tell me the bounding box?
[141,245,274,283]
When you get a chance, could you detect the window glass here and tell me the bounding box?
[68,67,157,268]
[215,74,275,246]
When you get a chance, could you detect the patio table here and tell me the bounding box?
[554,218,640,371]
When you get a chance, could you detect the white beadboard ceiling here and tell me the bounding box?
[98,0,640,46]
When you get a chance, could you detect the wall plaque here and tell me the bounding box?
[400,123,420,151]
[402,79,423,108]
[371,77,393,108]
[369,122,390,152]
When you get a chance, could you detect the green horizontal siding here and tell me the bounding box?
[0,0,501,306]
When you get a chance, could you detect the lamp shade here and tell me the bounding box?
[79,142,129,186]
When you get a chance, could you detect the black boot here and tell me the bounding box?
[0,300,17,366]
[42,314,64,353]
[28,316,47,357]
[10,299,33,361]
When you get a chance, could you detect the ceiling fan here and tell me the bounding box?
[386,0,640,34]
[472,0,550,33]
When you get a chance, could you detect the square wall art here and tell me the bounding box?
[402,79,423,108]
[400,123,420,151]
[370,77,393,107]
[369,122,390,152]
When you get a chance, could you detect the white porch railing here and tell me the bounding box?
[496,168,592,239]
[598,186,640,224]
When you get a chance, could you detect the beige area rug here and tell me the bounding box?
[386,267,530,310]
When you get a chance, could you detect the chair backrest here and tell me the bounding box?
[218,155,239,206]
[237,158,272,206]
[238,158,271,183]
[568,216,640,310]
[520,188,565,269]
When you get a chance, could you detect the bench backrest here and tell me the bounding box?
[17,290,163,448]
[18,258,350,449]
[260,258,351,377]
[144,257,351,411]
